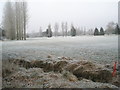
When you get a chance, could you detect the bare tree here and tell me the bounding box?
[76,27,81,36]
[87,29,94,35]
[54,22,59,37]
[22,1,28,40]
[2,1,28,40]
[3,1,16,40]
[105,22,116,34]
[15,2,22,40]
[15,1,28,40]
[15,2,19,40]
[39,27,42,37]
[61,22,64,37]
[19,2,23,40]
[64,22,68,36]
[83,27,86,35]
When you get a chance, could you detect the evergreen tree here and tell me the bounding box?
[71,26,76,36]
[46,25,52,37]
[99,27,105,35]
[115,24,120,35]
[94,28,99,36]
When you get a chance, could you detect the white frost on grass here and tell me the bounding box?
[2,35,118,64]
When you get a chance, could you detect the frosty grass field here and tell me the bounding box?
[2,35,118,65]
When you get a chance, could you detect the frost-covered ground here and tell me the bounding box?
[2,35,118,64]
[2,35,119,88]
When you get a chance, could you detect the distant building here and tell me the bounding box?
[118,1,120,27]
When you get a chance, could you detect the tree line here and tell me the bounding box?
[30,21,120,38]
[1,1,119,39]
[2,1,28,40]
[94,25,120,36]
[35,23,93,38]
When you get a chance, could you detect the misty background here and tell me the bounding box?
[0,0,119,33]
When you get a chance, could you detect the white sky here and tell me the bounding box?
[0,0,119,33]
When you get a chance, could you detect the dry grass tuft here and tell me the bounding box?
[2,60,19,78]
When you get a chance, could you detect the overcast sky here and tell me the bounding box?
[0,0,119,33]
